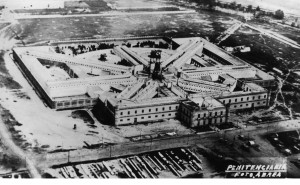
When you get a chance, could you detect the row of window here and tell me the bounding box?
[183,116,224,126]
[180,81,223,91]
[119,106,179,116]
[119,113,176,122]
[232,101,266,108]
[222,95,267,104]
[197,111,223,118]
[181,107,224,118]
[56,99,96,107]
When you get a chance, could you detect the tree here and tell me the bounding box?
[247,5,253,12]
[229,1,237,9]
[256,6,260,11]
[207,0,217,9]
[291,22,296,27]
[203,0,217,9]
[98,54,107,61]
[274,9,284,19]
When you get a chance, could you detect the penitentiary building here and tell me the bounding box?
[12,36,275,127]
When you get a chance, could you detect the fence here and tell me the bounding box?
[44,132,218,167]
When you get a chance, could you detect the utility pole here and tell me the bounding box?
[140,130,142,140]
[67,150,70,164]
[109,145,112,158]
[102,136,104,148]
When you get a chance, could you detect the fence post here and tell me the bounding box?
[109,145,112,158]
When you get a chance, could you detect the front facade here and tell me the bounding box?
[179,98,227,128]
[115,101,180,125]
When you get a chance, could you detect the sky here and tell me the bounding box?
[220,0,300,16]
[0,0,299,16]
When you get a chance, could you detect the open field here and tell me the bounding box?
[220,24,300,72]
[13,10,236,44]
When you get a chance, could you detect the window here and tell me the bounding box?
[264,95,267,98]
[169,107,171,110]
[176,106,178,109]
[162,107,165,111]
[253,96,255,100]
[240,104,242,107]
[258,102,260,105]
[235,99,237,102]
[241,98,243,101]
[263,101,266,104]
[141,117,144,119]
[149,109,151,112]
[215,112,217,116]
[127,118,130,121]
[247,97,249,101]
[128,111,130,115]
[156,108,158,111]
[162,114,165,117]
[220,111,223,115]
[169,113,171,116]
[120,112,123,115]
[198,114,200,118]
[120,119,123,122]
[155,115,158,117]
[223,100,225,104]
[148,116,151,118]
[234,105,237,108]
[258,96,261,99]
[142,110,144,113]
[229,99,231,103]
[209,112,212,117]
[135,110,137,114]
[204,113,206,117]
[246,104,248,106]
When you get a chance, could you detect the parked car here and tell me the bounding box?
[247,140,256,146]
[281,149,292,156]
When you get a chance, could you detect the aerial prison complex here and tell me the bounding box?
[12,36,275,128]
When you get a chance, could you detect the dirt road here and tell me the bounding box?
[0,116,41,178]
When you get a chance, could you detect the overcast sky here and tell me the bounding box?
[220,0,300,15]
[0,0,300,16]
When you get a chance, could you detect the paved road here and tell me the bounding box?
[41,119,300,168]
